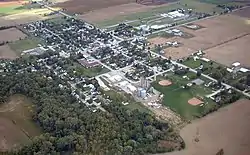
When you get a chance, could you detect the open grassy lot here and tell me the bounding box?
[0,95,41,151]
[152,73,216,120]
[8,37,41,55]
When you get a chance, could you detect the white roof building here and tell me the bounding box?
[240,68,249,73]
[232,62,241,67]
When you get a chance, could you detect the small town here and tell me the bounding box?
[0,0,250,154]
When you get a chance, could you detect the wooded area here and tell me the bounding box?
[0,58,183,154]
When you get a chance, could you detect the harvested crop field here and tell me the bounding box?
[0,45,18,59]
[56,0,136,14]
[205,34,250,67]
[0,95,41,151]
[158,99,250,155]
[80,3,155,23]
[177,14,250,51]
[0,28,26,43]
[155,14,250,60]
[233,6,250,18]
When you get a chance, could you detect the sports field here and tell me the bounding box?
[153,73,216,120]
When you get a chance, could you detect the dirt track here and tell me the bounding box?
[156,99,250,155]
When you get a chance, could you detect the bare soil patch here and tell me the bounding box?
[56,0,136,14]
[205,34,250,67]
[0,95,41,151]
[188,97,203,106]
[0,45,18,59]
[157,99,250,155]
[233,7,250,18]
[0,28,26,43]
[80,3,155,23]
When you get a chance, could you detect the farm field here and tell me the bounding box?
[233,6,250,18]
[0,28,26,43]
[85,0,223,28]
[0,45,18,59]
[56,0,136,14]
[160,99,250,155]
[205,34,250,67]
[148,14,250,61]
[152,73,216,120]
[0,95,41,151]
[80,3,156,24]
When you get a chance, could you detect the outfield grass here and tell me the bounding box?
[153,73,216,120]
[9,37,42,55]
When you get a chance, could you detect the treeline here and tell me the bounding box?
[0,70,183,154]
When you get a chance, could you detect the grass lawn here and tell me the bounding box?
[153,73,216,120]
[9,37,42,55]
[183,58,220,70]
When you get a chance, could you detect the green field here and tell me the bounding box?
[153,73,216,120]
[0,5,26,16]
[9,37,42,55]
